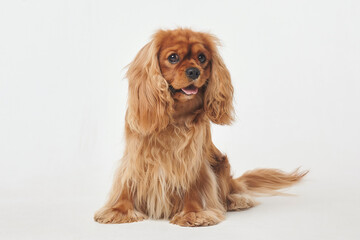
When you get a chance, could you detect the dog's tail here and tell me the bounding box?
[234,168,308,196]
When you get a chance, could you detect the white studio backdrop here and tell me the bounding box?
[0,0,359,240]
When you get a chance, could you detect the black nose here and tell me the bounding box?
[185,67,200,80]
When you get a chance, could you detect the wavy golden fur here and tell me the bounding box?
[94,28,308,227]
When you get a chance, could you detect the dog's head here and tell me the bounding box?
[126,28,234,134]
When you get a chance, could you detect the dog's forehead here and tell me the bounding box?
[159,34,209,55]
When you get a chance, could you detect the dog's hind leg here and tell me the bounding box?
[209,143,257,211]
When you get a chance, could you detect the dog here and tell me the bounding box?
[94,28,308,227]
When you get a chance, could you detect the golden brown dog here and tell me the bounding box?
[94,28,307,227]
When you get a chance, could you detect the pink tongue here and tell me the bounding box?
[181,86,198,95]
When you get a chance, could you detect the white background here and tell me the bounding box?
[1,0,359,239]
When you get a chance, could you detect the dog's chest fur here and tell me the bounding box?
[119,123,209,219]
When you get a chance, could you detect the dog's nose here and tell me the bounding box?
[185,67,200,80]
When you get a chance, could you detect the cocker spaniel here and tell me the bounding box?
[94,28,307,227]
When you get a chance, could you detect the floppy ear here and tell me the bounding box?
[126,40,173,134]
[204,41,234,125]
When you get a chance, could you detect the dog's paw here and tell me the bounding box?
[170,209,225,227]
[227,193,257,211]
[94,207,147,224]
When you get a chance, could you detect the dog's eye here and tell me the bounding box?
[168,54,179,64]
[198,54,206,63]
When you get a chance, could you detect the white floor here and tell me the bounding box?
[1,168,359,240]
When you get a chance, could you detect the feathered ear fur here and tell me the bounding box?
[203,36,234,125]
[126,40,173,134]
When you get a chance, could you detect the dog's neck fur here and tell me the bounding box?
[171,90,205,125]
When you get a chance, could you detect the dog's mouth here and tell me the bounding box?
[181,85,198,95]
[169,84,199,95]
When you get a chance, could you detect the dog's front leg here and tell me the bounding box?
[94,184,146,224]
[170,165,225,227]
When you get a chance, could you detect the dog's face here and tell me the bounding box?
[126,29,234,134]
[157,30,212,103]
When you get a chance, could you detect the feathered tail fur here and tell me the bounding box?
[235,168,308,196]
